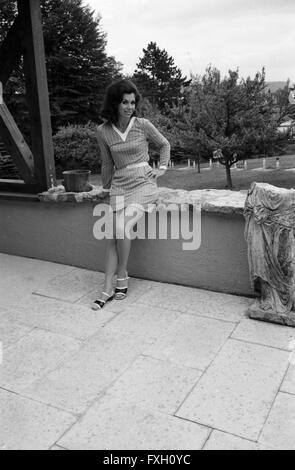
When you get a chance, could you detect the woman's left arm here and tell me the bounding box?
[143,119,170,170]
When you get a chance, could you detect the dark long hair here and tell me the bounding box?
[100,79,141,124]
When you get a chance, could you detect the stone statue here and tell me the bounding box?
[244,182,295,326]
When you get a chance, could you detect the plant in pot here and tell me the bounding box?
[53,123,101,192]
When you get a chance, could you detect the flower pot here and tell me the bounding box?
[62,170,92,192]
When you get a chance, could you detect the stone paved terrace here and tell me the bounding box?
[1,253,295,450]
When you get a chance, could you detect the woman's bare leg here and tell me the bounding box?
[116,239,131,279]
[115,207,144,280]
[94,207,144,306]
[94,214,118,305]
[103,237,118,293]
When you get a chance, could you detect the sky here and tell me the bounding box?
[86,0,295,82]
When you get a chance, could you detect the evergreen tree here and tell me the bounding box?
[0,0,16,35]
[0,0,122,135]
[133,41,189,110]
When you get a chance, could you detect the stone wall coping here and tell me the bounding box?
[38,185,248,215]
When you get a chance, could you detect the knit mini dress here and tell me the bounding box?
[96,117,170,212]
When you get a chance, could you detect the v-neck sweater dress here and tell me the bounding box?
[96,117,170,211]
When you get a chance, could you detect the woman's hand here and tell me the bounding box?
[153,168,167,179]
[98,189,110,199]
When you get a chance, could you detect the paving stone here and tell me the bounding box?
[145,314,235,370]
[3,254,292,450]
[0,295,116,341]
[58,397,210,450]
[104,356,202,414]
[136,284,203,313]
[281,362,295,395]
[0,389,76,450]
[0,329,81,392]
[0,254,75,306]
[203,430,274,450]
[187,298,249,323]
[176,340,289,440]
[33,267,105,302]
[259,393,295,450]
[0,253,75,280]
[188,291,251,306]
[131,278,164,289]
[22,328,146,414]
[0,319,34,349]
[104,304,180,346]
[232,319,295,351]
[137,283,249,315]
[0,281,33,307]
[0,280,32,308]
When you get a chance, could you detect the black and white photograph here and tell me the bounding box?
[0,0,295,452]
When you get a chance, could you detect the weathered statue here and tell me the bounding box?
[244,182,295,326]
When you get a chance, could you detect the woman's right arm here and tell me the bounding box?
[96,129,114,194]
[143,118,170,169]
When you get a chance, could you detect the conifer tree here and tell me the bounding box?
[133,41,188,110]
[0,0,122,134]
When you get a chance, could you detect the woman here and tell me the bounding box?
[92,79,170,310]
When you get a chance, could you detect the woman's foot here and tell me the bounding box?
[114,272,129,300]
[92,290,114,310]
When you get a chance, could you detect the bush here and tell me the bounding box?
[53,123,101,177]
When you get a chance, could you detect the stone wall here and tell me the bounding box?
[0,187,251,296]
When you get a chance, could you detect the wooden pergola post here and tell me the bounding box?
[0,0,56,193]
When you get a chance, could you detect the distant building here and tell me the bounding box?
[277,120,295,138]
[266,81,287,93]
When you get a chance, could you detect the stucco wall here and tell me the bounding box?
[0,199,252,296]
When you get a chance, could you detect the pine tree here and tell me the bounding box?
[0,0,17,39]
[133,41,189,110]
[0,0,122,135]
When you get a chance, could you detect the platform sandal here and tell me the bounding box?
[114,274,129,300]
[92,291,114,310]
